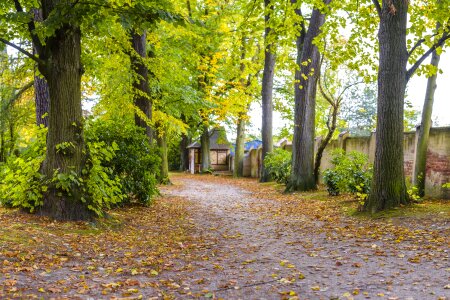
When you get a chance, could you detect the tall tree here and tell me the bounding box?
[287,0,331,192]
[260,0,276,182]
[1,0,91,219]
[364,0,449,212]
[130,30,153,142]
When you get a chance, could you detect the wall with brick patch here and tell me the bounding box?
[272,127,450,199]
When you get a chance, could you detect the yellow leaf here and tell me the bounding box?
[38,288,45,293]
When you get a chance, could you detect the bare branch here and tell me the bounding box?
[318,75,335,107]
[12,0,44,55]
[2,81,34,112]
[406,33,450,82]
[0,38,43,65]
[337,80,364,103]
[407,33,440,58]
[372,0,381,18]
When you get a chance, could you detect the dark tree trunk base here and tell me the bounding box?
[39,189,94,221]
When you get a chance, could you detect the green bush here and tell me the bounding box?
[264,148,292,184]
[0,127,127,216]
[85,118,161,205]
[323,149,372,199]
[0,127,47,211]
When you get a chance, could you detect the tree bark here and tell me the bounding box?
[157,130,171,184]
[413,48,440,197]
[260,0,275,182]
[364,0,409,212]
[287,1,330,192]
[233,116,246,177]
[0,131,5,162]
[34,75,49,127]
[39,21,92,220]
[200,125,211,173]
[130,30,153,142]
[179,132,190,171]
[33,8,49,128]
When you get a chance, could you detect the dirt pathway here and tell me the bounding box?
[160,175,449,300]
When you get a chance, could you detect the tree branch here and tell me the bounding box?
[12,0,44,55]
[372,0,381,18]
[407,33,440,58]
[406,33,450,82]
[2,81,34,112]
[0,38,43,65]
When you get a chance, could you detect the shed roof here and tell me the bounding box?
[187,128,230,150]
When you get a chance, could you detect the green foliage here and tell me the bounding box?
[167,136,181,171]
[323,150,372,200]
[85,118,161,205]
[264,148,292,184]
[0,127,127,216]
[84,141,124,216]
[0,127,46,212]
[443,183,450,189]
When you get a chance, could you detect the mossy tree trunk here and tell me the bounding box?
[157,129,171,184]
[364,0,409,213]
[413,39,441,197]
[260,0,275,182]
[233,116,246,177]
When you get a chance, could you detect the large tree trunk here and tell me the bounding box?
[287,2,329,192]
[179,133,190,171]
[200,125,211,173]
[364,0,409,212]
[233,116,246,177]
[260,0,275,182]
[130,30,153,142]
[157,130,171,184]
[39,23,92,220]
[413,49,440,197]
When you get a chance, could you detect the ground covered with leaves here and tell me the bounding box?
[0,173,449,299]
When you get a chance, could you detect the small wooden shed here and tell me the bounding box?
[187,128,231,174]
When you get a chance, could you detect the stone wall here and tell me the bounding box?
[241,127,449,199]
[336,127,449,199]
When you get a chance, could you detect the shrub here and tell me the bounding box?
[264,148,292,184]
[323,149,372,199]
[0,127,127,216]
[85,118,161,205]
[0,127,47,211]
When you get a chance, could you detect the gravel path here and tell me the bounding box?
[161,176,449,300]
